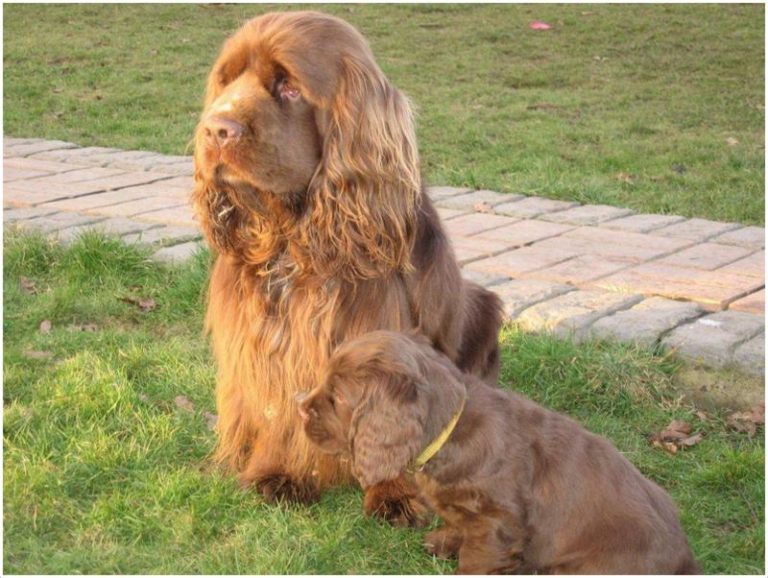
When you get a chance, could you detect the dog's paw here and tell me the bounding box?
[425,527,463,559]
[363,479,432,528]
[251,473,319,505]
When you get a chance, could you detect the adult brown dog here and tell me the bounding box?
[191,10,502,516]
[299,331,699,574]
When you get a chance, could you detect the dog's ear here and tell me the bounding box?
[303,53,421,281]
[349,373,427,489]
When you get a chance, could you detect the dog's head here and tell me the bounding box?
[192,11,420,278]
[298,331,466,488]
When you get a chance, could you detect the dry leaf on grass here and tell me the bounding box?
[726,403,764,437]
[726,137,739,146]
[175,395,195,413]
[616,172,635,184]
[20,276,38,294]
[473,201,495,214]
[649,419,704,454]
[119,295,157,312]
[39,320,52,334]
[203,412,218,431]
[695,410,710,422]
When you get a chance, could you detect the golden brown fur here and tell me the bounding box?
[191,11,502,507]
[300,331,699,574]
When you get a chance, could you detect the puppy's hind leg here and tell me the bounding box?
[425,524,463,559]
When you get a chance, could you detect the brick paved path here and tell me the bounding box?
[4,138,765,377]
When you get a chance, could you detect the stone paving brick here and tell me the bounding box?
[589,297,704,347]
[3,206,60,222]
[4,156,84,174]
[4,166,51,182]
[655,242,754,271]
[534,226,692,262]
[3,140,77,158]
[662,311,764,368]
[436,207,468,221]
[153,241,205,263]
[494,196,577,219]
[465,245,577,278]
[515,290,643,337]
[26,166,127,185]
[653,218,741,242]
[460,269,508,288]
[93,196,187,218]
[145,160,194,176]
[56,217,161,243]
[491,279,574,319]
[4,138,43,147]
[103,151,175,171]
[473,219,574,247]
[135,205,196,226]
[426,186,472,201]
[4,181,108,205]
[443,213,516,237]
[17,212,105,233]
[122,225,201,247]
[710,226,765,249]
[717,250,764,279]
[450,236,513,265]
[29,146,122,164]
[729,289,765,315]
[436,189,522,210]
[733,334,765,376]
[527,254,632,285]
[600,213,687,233]
[43,186,160,212]
[593,262,763,311]
[78,171,173,190]
[539,204,633,225]
[157,175,195,190]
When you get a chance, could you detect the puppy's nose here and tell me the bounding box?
[203,116,244,147]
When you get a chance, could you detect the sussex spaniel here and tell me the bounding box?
[191,11,503,513]
[299,331,699,575]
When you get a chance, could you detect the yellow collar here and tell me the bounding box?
[411,396,466,472]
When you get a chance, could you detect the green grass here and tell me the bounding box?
[3,3,764,224]
[3,231,764,574]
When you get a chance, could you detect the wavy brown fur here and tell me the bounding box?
[191,11,502,501]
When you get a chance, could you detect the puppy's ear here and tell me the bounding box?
[304,54,421,281]
[349,374,427,489]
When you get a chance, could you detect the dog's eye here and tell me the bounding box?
[273,73,300,103]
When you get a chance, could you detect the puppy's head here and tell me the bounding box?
[298,331,466,488]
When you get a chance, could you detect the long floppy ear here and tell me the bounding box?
[349,373,428,489]
[303,55,422,280]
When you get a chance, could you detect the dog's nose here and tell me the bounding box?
[203,116,244,147]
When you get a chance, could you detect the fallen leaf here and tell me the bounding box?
[138,393,150,403]
[649,419,703,453]
[20,276,38,294]
[616,172,634,184]
[23,350,53,360]
[119,295,157,312]
[726,403,764,436]
[695,410,709,422]
[473,201,494,213]
[203,411,218,431]
[529,21,552,30]
[39,319,52,334]
[726,137,739,146]
[678,433,704,447]
[175,395,195,413]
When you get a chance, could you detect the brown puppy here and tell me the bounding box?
[299,331,699,574]
[191,10,502,514]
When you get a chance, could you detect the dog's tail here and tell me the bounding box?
[456,280,504,385]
